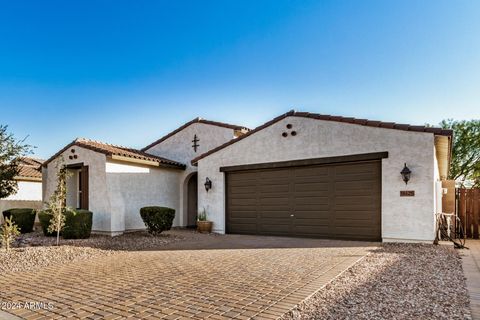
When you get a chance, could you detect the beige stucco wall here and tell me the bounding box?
[5,180,42,201]
[105,160,181,233]
[144,122,237,226]
[43,146,111,233]
[197,116,439,242]
[43,145,185,235]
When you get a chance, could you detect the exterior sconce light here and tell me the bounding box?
[400,163,411,185]
[204,177,212,192]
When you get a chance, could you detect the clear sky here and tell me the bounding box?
[0,0,479,159]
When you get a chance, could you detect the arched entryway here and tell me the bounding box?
[186,173,198,228]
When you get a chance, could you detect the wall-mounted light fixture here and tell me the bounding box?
[400,163,411,185]
[204,177,212,192]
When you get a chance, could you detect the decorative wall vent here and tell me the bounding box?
[281,123,297,137]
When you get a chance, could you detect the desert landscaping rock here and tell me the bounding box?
[0,230,182,274]
[282,243,470,320]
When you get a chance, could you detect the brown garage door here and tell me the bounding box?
[226,160,381,241]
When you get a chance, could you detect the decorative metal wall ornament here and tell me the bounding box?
[400,163,412,185]
[204,177,212,192]
[192,134,200,152]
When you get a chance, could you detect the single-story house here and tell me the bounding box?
[0,157,44,223]
[43,111,452,242]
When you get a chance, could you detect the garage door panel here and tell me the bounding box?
[259,185,289,194]
[294,182,329,192]
[335,195,377,205]
[294,211,331,219]
[259,224,291,234]
[260,210,291,218]
[294,226,331,236]
[229,210,257,218]
[260,198,289,206]
[293,196,329,205]
[229,223,258,234]
[226,160,381,240]
[229,198,257,206]
[228,186,257,194]
[294,166,329,177]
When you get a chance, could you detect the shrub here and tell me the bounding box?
[2,208,36,233]
[140,206,175,235]
[62,209,93,239]
[38,210,56,237]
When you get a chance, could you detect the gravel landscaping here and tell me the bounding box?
[282,243,470,320]
[0,229,183,274]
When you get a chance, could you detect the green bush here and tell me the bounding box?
[63,209,93,239]
[2,208,36,233]
[38,210,56,237]
[140,206,175,235]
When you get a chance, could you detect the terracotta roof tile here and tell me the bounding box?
[191,110,453,165]
[14,157,44,180]
[43,138,186,169]
[141,118,249,151]
[17,165,42,179]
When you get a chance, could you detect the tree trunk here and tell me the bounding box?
[56,220,60,246]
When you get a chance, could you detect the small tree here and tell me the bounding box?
[0,217,21,251]
[47,157,71,245]
[0,125,32,199]
[440,119,480,187]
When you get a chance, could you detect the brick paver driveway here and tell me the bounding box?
[0,233,377,320]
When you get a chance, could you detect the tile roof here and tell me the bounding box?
[18,157,44,167]
[15,157,44,180]
[141,117,249,151]
[43,138,186,169]
[191,110,454,165]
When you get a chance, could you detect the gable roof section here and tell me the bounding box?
[43,138,186,169]
[141,117,250,152]
[15,157,44,181]
[191,110,453,165]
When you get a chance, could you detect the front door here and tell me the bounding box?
[187,173,198,227]
[78,165,89,210]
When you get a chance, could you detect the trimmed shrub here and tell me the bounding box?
[63,209,93,239]
[38,210,56,237]
[140,206,175,235]
[2,208,36,233]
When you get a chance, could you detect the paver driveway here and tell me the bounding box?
[0,233,376,320]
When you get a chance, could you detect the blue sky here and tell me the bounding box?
[0,0,479,159]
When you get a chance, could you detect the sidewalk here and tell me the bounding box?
[462,240,480,319]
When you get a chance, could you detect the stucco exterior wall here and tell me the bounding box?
[5,181,42,201]
[144,123,237,226]
[197,116,438,242]
[105,160,181,233]
[43,146,111,233]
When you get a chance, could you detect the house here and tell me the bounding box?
[0,157,44,223]
[42,118,248,235]
[43,111,452,242]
